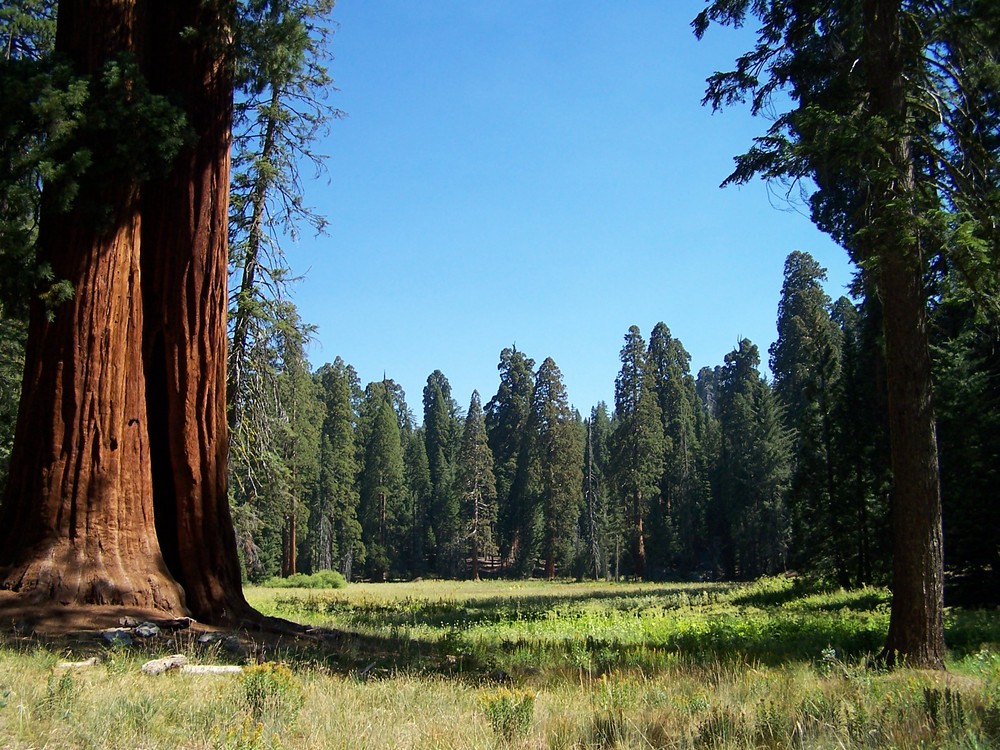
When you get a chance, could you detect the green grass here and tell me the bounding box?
[1,577,999,748]
[247,577,900,673]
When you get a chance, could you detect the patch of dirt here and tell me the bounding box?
[0,590,324,657]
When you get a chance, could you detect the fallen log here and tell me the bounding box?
[55,657,99,670]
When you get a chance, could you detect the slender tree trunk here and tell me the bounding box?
[141,0,252,625]
[632,491,646,578]
[586,425,601,581]
[0,0,184,612]
[471,526,480,581]
[228,85,281,432]
[863,0,945,669]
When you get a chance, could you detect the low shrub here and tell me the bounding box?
[479,687,535,746]
[238,662,304,729]
[260,569,347,589]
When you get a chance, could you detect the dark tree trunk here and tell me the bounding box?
[281,509,297,577]
[0,0,185,611]
[140,0,252,625]
[632,492,646,579]
[863,0,945,669]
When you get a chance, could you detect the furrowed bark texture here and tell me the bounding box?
[0,0,184,611]
[141,0,251,625]
[863,0,946,669]
[0,0,253,627]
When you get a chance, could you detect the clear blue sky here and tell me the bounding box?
[289,1,856,419]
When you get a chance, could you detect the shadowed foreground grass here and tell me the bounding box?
[1,577,998,748]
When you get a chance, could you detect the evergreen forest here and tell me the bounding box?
[212,250,1000,606]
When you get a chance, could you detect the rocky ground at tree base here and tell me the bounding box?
[0,590,325,660]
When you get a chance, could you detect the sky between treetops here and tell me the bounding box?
[291,1,857,420]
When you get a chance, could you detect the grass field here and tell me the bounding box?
[2,577,999,748]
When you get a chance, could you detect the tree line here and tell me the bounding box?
[225,249,999,607]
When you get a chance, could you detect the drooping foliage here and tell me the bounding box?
[228,0,342,437]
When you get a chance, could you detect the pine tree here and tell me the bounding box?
[647,323,707,575]
[931,274,1000,605]
[310,358,364,580]
[270,304,322,577]
[423,370,462,576]
[583,403,619,579]
[830,294,891,587]
[694,0,1000,669]
[485,346,536,570]
[403,429,432,577]
[227,0,341,437]
[529,358,584,579]
[715,340,791,580]
[611,326,665,578]
[359,382,407,580]
[457,391,498,580]
[769,252,845,582]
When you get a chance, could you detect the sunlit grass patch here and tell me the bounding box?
[247,577,901,674]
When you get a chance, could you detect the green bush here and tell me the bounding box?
[238,662,304,728]
[479,687,535,746]
[261,569,347,589]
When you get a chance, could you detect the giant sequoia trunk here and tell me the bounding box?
[0,0,184,612]
[0,0,252,626]
[863,0,946,669]
[139,0,252,625]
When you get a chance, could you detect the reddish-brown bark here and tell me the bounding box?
[0,0,184,612]
[140,0,251,625]
[0,0,255,627]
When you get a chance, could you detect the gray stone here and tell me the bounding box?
[133,622,161,639]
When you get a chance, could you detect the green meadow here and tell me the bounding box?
[2,577,999,749]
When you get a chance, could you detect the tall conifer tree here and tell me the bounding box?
[359,382,407,580]
[770,252,846,582]
[694,0,1000,668]
[611,326,665,578]
[423,370,461,576]
[647,323,707,574]
[529,358,584,579]
[457,391,498,580]
[485,346,536,569]
[403,428,432,576]
[714,340,791,579]
[310,358,363,580]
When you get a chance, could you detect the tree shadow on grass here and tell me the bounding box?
[5,584,997,679]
